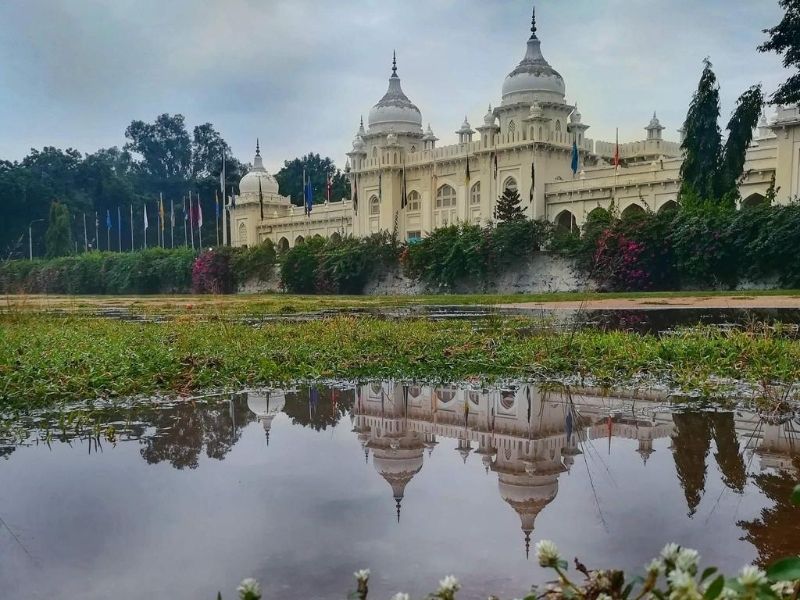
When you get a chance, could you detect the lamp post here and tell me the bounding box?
[28,219,44,260]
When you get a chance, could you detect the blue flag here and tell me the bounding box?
[106,209,112,230]
[571,140,579,176]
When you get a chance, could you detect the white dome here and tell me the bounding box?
[239,142,279,196]
[502,10,565,104]
[247,391,286,418]
[367,54,423,134]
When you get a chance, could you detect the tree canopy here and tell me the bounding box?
[274,153,350,206]
[759,0,800,105]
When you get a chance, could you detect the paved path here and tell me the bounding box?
[497,295,800,311]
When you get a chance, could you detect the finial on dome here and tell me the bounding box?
[530,4,537,38]
[395,497,402,523]
[524,531,531,559]
[360,115,364,127]
[392,50,397,76]
[255,138,260,156]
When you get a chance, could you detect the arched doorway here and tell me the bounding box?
[330,232,342,243]
[277,237,289,252]
[295,235,305,246]
[555,210,577,233]
[238,222,248,247]
[622,203,646,218]
[742,193,768,208]
[657,200,678,214]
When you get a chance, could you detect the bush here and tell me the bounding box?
[230,240,277,284]
[403,224,490,290]
[280,237,326,293]
[192,247,237,294]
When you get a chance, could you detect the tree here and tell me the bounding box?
[191,123,230,180]
[45,201,72,257]
[494,187,527,223]
[680,60,763,209]
[680,59,722,204]
[718,85,764,200]
[274,153,349,205]
[124,113,192,184]
[759,0,800,105]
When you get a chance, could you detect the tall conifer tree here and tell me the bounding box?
[494,187,527,223]
[718,85,764,202]
[680,59,722,204]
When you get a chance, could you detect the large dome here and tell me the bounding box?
[239,141,279,196]
[501,8,565,104]
[367,53,423,134]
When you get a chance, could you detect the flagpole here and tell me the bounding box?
[170,198,175,248]
[117,206,122,252]
[215,191,220,247]
[106,212,110,251]
[197,192,203,248]
[94,212,99,251]
[189,194,195,250]
[143,205,148,249]
[183,196,188,247]
[130,205,134,251]
[83,213,88,252]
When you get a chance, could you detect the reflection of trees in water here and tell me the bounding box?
[139,394,255,470]
[739,456,800,567]
[0,446,15,460]
[281,386,354,431]
[671,412,747,515]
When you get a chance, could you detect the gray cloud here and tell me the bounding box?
[0,0,788,173]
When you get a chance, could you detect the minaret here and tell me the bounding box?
[646,112,665,141]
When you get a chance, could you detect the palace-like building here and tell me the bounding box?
[227,5,800,250]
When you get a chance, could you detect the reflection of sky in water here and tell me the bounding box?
[0,385,797,600]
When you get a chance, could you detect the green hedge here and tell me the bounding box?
[0,241,278,295]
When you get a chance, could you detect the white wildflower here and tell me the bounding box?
[737,565,767,588]
[391,593,410,600]
[667,569,702,600]
[597,594,613,600]
[236,578,262,600]
[719,588,739,600]
[771,581,795,597]
[535,539,561,568]
[354,569,371,583]
[660,543,681,563]
[675,548,700,575]
[646,558,665,577]
[438,575,460,593]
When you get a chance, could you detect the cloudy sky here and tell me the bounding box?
[0,0,789,173]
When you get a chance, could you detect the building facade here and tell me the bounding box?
[229,5,799,249]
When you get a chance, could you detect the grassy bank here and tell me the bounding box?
[3,289,800,317]
[2,314,799,407]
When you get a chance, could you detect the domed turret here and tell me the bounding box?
[646,112,665,140]
[247,390,286,444]
[368,52,423,134]
[369,435,425,522]
[484,104,496,126]
[239,140,280,196]
[502,6,566,105]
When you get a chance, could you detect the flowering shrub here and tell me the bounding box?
[191,247,236,294]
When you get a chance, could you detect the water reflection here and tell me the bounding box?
[1,383,798,599]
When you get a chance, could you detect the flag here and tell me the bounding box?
[493,152,498,180]
[215,192,220,219]
[401,159,408,209]
[465,153,470,186]
[614,128,620,170]
[220,149,226,196]
[326,173,332,202]
[304,178,313,215]
[159,194,165,231]
[143,205,149,229]
[529,161,535,203]
[258,177,264,220]
[197,197,203,228]
[352,174,358,214]
[106,209,112,230]
[571,140,579,177]
[183,196,188,222]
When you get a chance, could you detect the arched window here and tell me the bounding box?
[407,190,421,212]
[436,184,457,208]
[741,193,768,208]
[238,222,248,246]
[369,195,380,215]
[295,235,305,245]
[555,210,577,232]
[503,177,518,194]
[330,232,342,242]
[470,182,481,205]
[410,145,416,153]
[555,120,562,133]
[277,237,289,252]
[372,147,378,158]
[508,120,516,134]
[500,391,515,411]
[435,386,457,403]
[657,200,679,214]
[538,126,543,139]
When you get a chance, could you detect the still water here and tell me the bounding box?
[1,383,798,599]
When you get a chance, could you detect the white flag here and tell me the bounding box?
[143,205,149,229]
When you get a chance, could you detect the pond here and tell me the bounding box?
[1,383,798,599]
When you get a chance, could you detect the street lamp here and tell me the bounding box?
[28,219,44,260]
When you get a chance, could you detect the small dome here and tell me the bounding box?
[456,116,474,135]
[239,140,279,196]
[502,7,565,103]
[422,123,438,142]
[570,103,582,124]
[368,53,423,134]
[352,134,366,153]
[483,104,496,126]
[646,112,664,131]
